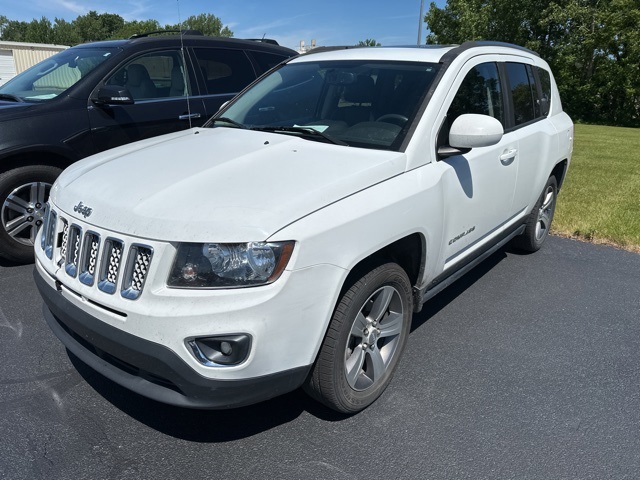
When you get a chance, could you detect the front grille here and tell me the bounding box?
[41,207,153,300]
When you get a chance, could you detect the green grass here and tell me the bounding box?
[553,124,640,252]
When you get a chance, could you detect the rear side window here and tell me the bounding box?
[506,62,538,126]
[448,62,504,125]
[250,51,290,73]
[193,48,256,95]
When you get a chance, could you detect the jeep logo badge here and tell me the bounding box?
[73,202,93,218]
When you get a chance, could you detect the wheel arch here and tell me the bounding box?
[0,147,77,174]
[551,159,569,191]
[339,232,426,312]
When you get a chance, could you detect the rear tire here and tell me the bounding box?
[512,175,557,252]
[0,165,61,263]
[304,263,413,413]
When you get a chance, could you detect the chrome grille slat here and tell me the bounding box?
[41,205,56,259]
[98,238,124,295]
[64,225,82,277]
[79,232,100,286]
[59,219,69,264]
[121,245,154,300]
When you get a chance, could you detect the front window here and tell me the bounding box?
[209,60,440,151]
[0,47,117,102]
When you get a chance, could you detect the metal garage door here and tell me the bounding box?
[0,50,17,86]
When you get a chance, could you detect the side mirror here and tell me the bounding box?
[92,85,134,106]
[449,113,504,149]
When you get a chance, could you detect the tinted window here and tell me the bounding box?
[448,62,504,125]
[506,62,536,125]
[106,50,190,101]
[250,51,290,73]
[0,47,115,102]
[538,67,552,116]
[193,48,256,95]
[218,60,440,151]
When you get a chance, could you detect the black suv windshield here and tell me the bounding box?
[212,60,440,150]
[0,47,117,102]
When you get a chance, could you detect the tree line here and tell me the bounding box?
[2,3,638,127]
[424,0,640,127]
[0,11,232,45]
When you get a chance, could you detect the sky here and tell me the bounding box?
[1,0,446,51]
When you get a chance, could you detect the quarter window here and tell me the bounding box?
[537,67,552,116]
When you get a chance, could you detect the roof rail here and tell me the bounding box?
[129,29,204,39]
[245,38,280,45]
[447,40,540,57]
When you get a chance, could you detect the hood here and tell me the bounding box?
[51,127,406,242]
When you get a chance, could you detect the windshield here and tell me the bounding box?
[210,60,440,150]
[0,47,117,102]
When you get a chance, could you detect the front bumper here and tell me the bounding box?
[35,268,310,409]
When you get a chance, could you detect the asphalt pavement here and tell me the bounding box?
[1,236,639,479]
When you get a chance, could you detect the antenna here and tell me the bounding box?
[177,0,193,129]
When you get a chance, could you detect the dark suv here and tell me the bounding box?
[0,33,296,262]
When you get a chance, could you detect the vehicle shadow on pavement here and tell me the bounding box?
[410,247,508,331]
[67,247,511,440]
[69,355,351,441]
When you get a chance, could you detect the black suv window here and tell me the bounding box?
[448,62,504,125]
[106,50,190,101]
[250,51,289,73]
[193,48,256,95]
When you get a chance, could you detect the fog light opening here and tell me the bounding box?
[188,334,251,366]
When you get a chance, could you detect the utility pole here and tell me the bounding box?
[417,0,425,45]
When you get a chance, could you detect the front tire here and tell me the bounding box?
[305,263,413,413]
[512,175,558,252]
[0,165,61,263]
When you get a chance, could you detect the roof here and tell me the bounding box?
[294,41,539,64]
[0,41,69,50]
[71,35,297,55]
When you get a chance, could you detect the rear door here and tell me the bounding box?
[87,49,205,153]
[191,47,258,118]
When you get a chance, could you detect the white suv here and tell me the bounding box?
[34,41,573,413]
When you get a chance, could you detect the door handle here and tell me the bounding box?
[179,113,202,120]
[500,149,517,165]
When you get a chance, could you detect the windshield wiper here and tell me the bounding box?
[252,126,349,146]
[0,93,24,102]
[210,117,247,129]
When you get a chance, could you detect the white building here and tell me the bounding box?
[0,41,69,86]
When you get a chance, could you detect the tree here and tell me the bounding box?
[424,0,640,126]
[171,13,232,37]
[73,11,125,43]
[112,20,163,39]
[357,38,381,46]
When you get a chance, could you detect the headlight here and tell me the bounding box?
[168,241,294,288]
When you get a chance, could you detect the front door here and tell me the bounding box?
[436,61,518,270]
[88,49,207,153]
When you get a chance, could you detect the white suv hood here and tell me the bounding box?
[51,128,407,242]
